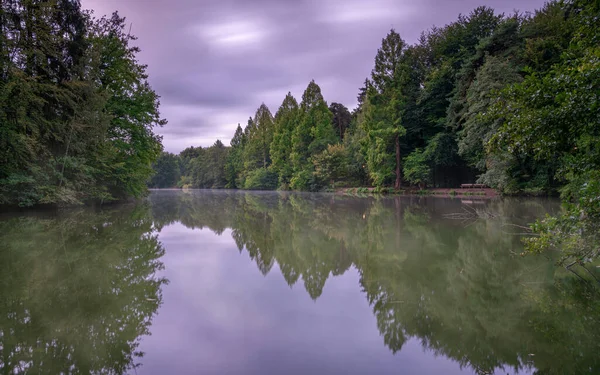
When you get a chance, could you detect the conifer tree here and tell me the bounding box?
[290,80,336,190]
[244,104,274,170]
[270,93,300,188]
[225,124,246,188]
[362,29,408,188]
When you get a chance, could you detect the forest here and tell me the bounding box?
[152,0,597,197]
[0,0,165,207]
[150,0,598,266]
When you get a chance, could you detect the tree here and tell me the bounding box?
[329,102,351,140]
[244,104,274,171]
[149,152,180,188]
[313,144,348,187]
[88,12,165,200]
[355,78,371,112]
[361,29,408,189]
[290,80,336,190]
[489,0,600,266]
[270,93,299,188]
[403,149,431,188]
[243,168,278,190]
[225,124,246,188]
[190,140,229,188]
[0,4,165,207]
[458,56,521,170]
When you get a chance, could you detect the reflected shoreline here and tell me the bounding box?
[149,190,597,375]
[1,191,597,375]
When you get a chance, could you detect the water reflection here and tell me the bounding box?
[1,191,598,374]
[150,190,600,375]
[0,204,166,374]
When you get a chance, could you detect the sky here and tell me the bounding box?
[80,0,546,153]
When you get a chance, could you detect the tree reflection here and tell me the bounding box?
[0,204,167,374]
[150,191,600,374]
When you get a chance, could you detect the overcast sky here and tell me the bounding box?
[81,0,546,153]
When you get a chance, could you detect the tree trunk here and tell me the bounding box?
[394,134,401,189]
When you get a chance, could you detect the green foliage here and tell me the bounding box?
[243,168,278,190]
[361,30,408,188]
[487,0,600,265]
[403,149,431,188]
[270,93,299,187]
[225,124,246,188]
[148,152,180,188]
[0,3,164,207]
[290,80,336,190]
[329,102,351,140]
[458,55,522,170]
[189,140,229,188]
[313,144,349,187]
[343,124,369,186]
[289,169,314,192]
[245,104,274,171]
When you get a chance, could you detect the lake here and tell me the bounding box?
[1,190,598,374]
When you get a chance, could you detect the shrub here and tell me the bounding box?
[403,149,432,188]
[244,168,278,190]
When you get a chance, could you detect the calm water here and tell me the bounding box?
[1,190,599,375]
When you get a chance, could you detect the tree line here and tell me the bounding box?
[0,0,165,207]
[151,0,598,266]
[154,0,597,196]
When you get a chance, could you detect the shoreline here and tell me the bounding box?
[336,187,498,199]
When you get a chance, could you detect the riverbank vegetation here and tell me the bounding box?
[153,0,599,268]
[0,1,165,207]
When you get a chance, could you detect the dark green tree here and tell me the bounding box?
[149,152,180,188]
[190,140,229,188]
[329,102,351,140]
[0,3,165,207]
[489,0,600,266]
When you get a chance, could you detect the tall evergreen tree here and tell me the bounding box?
[290,80,336,190]
[224,124,246,188]
[361,29,408,188]
[270,93,299,188]
[244,104,274,170]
